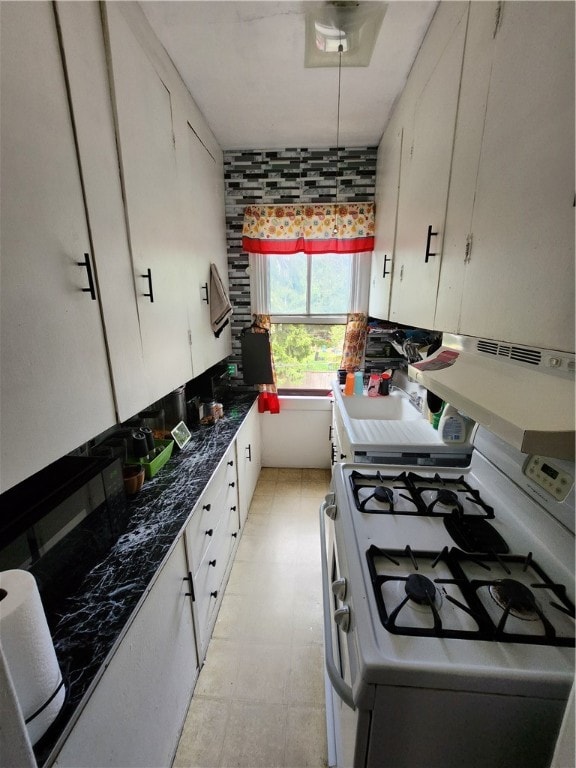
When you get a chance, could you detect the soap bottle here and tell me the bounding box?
[354,371,364,396]
[438,404,467,443]
[344,372,355,396]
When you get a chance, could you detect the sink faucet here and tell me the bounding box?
[390,385,423,412]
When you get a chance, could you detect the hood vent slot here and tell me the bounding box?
[476,339,541,366]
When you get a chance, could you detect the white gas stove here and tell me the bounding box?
[321,426,575,768]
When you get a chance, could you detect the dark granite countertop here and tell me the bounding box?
[37,394,256,767]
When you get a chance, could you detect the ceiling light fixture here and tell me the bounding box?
[305,1,387,68]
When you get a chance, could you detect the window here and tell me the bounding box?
[251,250,370,392]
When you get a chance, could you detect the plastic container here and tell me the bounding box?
[354,371,364,396]
[438,404,467,443]
[378,372,391,396]
[126,439,174,478]
[367,373,380,397]
[344,372,355,396]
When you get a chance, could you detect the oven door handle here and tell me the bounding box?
[319,503,356,711]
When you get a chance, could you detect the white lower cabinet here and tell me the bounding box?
[236,402,262,528]
[53,409,262,766]
[331,404,352,465]
[53,536,198,768]
[184,443,240,659]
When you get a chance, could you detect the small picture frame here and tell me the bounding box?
[171,420,191,450]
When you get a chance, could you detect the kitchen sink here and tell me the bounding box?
[339,392,422,421]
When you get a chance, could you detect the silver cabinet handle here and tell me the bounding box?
[319,503,355,711]
[334,606,350,633]
[331,578,347,601]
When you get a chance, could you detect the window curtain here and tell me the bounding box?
[340,313,368,372]
[242,203,375,255]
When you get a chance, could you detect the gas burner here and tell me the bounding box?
[366,545,485,638]
[359,485,395,512]
[425,488,463,516]
[405,573,437,606]
[454,550,576,645]
[489,579,539,621]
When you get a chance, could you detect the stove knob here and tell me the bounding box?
[334,606,350,633]
[325,504,337,520]
[331,578,347,601]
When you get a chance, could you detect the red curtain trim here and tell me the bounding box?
[242,235,375,255]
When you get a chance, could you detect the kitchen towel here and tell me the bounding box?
[209,263,233,338]
[0,570,66,745]
[0,642,37,767]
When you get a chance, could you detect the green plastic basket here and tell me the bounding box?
[127,439,174,479]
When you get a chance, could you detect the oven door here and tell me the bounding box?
[320,496,370,768]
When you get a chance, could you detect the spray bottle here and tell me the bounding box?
[438,404,468,443]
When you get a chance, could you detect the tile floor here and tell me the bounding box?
[173,467,331,768]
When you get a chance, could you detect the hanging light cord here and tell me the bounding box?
[333,41,343,236]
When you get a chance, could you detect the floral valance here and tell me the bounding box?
[242,203,375,255]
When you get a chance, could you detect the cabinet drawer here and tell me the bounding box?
[185,446,237,573]
[193,500,240,656]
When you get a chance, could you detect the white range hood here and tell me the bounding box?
[408,334,575,460]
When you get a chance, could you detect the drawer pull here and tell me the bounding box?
[203,503,211,511]
[141,267,155,303]
[230,506,237,512]
[183,572,195,602]
[205,528,214,536]
[382,253,391,278]
[209,559,217,567]
[424,225,438,263]
[229,482,235,488]
[77,253,97,300]
[232,532,238,538]
[227,460,234,466]
[210,590,218,599]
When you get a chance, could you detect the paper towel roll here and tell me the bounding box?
[0,570,66,745]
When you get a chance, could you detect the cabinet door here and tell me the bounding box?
[434,2,499,334]
[104,4,193,403]
[457,2,575,352]
[55,1,149,421]
[183,122,232,373]
[54,537,198,768]
[0,2,116,492]
[236,402,262,527]
[332,404,352,464]
[369,120,403,321]
[389,2,468,329]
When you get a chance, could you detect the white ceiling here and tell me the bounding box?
[140,1,438,150]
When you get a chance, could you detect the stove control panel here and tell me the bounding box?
[524,455,574,501]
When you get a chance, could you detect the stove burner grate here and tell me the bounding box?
[366,546,576,646]
[349,470,495,520]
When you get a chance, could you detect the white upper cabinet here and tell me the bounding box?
[434,1,498,334]
[0,2,116,491]
[369,118,403,321]
[182,121,232,374]
[55,1,149,422]
[448,1,575,352]
[103,4,194,403]
[389,2,469,330]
